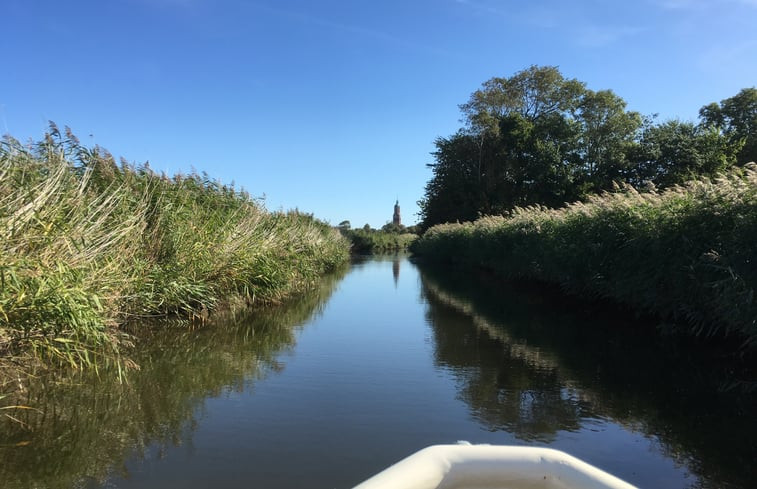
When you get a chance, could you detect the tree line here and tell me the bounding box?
[419,65,756,229]
[336,221,417,253]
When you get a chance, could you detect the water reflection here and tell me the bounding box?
[0,266,347,489]
[424,291,588,442]
[352,252,404,287]
[418,263,757,489]
[392,255,400,287]
[2,257,754,489]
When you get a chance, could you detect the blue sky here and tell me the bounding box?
[3,0,756,227]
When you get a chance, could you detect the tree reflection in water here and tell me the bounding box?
[419,263,756,489]
[0,265,347,489]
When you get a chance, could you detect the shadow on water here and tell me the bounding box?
[418,262,757,489]
[0,265,348,489]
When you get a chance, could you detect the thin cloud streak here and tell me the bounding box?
[655,0,757,9]
[452,0,644,48]
[243,2,456,58]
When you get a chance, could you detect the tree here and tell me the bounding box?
[460,65,585,126]
[699,87,757,164]
[419,68,749,231]
[574,89,642,192]
[419,66,640,229]
[419,133,484,228]
[629,120,737,187]
[489,112,580,210]
[381,222,405,233]
[457,66,586,198]
[338,220,351,230]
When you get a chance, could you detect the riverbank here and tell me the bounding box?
[0,265,349,489]
[0,127,349,375]
[411,164,757,350]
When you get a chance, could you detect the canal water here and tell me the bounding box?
[1,256,754,488]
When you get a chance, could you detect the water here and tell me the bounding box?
[1,256,755,488]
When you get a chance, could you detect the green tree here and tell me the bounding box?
[419,66,640,229]
[699,87,757,165]
[574,89,642,193]
[458,66,585,197]
[381,222,406,233]
[491,112,580,210]
[460,65,585,125]
[419,133,484,228]
[630,120,737,187]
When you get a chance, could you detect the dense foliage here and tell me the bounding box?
[0,125,349,371]
[419,66,754,230]
[340,226,417,253]
[412,165,757,348]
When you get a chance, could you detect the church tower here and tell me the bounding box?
[392,200,401,226]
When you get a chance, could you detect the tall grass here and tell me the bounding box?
[411,164,757,348]
[0,125,349,372]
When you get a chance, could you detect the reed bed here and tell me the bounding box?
[411,164,757,348]
[0,125,349,372]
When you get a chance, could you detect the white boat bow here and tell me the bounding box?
[352,444,638,489]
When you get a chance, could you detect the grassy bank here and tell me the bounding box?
[0,265,348,489]
[411,164,757,348]
[0,126,349,372]
[342,228,417,253]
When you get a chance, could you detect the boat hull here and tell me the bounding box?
[352,444,637,489]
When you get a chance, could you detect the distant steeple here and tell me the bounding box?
[392,200,401,226]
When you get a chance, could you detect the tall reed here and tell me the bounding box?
[412,164,757,348]
[0,125,349,372]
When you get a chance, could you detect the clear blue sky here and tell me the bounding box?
[3,0,756,227]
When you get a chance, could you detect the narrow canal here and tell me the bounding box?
[1,256,754,488]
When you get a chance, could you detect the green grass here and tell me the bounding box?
[411,164,757,348]
[0,125,349,373]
